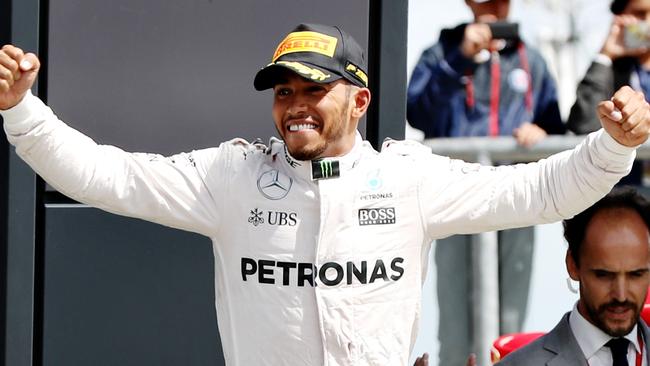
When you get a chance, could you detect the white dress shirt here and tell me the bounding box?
[569,303,646,366]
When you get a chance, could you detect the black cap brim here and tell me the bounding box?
[253,61,342,90]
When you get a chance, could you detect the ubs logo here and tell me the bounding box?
[257,169,292,200]
[358,208,396,226]
[249,209,297,227]
[248,209,265,226]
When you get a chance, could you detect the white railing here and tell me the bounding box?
[424,134,650,162]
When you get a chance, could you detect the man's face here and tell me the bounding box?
[624,0,650,23]
[272,73,359,161]
[467,0,510,22]
[568,208,650,337]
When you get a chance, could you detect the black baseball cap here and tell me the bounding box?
[254,23,368,90]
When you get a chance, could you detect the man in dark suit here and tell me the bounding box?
[497,187,650,365]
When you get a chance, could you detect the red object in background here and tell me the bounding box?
[491,332,545,364]
[641,304,650,324]
[642,290,650,324]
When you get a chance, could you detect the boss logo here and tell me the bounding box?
[358,208,396,226]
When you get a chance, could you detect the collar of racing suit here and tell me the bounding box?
[280,131,367,182]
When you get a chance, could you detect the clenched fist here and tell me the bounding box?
[598,86,650,147]
[0,44,40,110]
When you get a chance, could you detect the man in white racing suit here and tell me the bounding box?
[1,23,649,366]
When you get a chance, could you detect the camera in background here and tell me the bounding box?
[488,21,519,41]
[624,22,650,49]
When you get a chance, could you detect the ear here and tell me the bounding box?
[351,87,371,119]
[566,250,580,281]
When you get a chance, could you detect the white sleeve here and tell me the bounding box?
[418,130,636,240]
[1,92,224,237]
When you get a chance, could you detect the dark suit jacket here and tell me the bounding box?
[495,312,650,366]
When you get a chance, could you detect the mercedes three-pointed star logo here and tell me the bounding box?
[257,169,293,200]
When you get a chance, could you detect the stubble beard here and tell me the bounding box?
[585,299,641,337]
[285,122,346,161]
[289,143,327,161]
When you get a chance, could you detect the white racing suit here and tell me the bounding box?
[0,92,636,366]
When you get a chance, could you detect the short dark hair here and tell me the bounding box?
[564,186,650,265]
[611,0,630,15]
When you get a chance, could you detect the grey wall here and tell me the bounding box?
[4,0,41,364]
[0,0,10,362]
[42,207,221,366]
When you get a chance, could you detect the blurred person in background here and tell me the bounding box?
[568,0,650,185]
[407,0,565,143]
[406,0,565,364]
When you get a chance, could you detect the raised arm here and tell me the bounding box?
[418,86,648,239]
[0,45,223,237]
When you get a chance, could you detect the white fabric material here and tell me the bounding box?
[569,305,646,366]
[0,92,637,366]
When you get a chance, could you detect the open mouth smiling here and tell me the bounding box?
[288,123,318,132]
